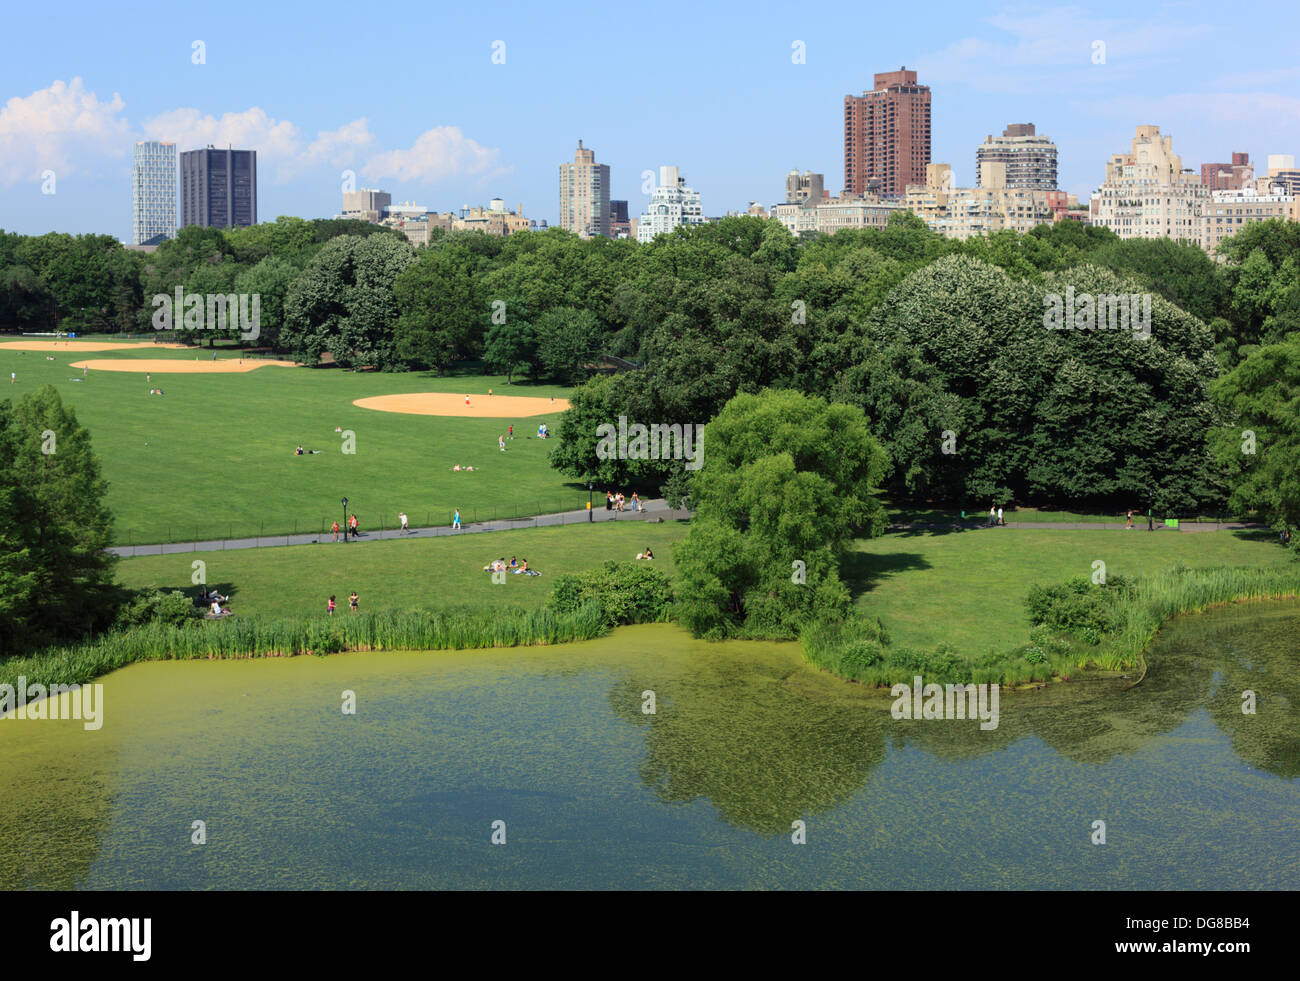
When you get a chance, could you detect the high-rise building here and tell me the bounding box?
[975,124,1058,191]
[1261,154,1300,197]
[609,200,632,238]
[559,140,611,238]
[1200,152,1253,191]
[131,141,177,245]
[341,188,392,223]
[1203,186,1299,253]
[180,147,258,230]
[785,170,824,203]
[906,162,1061,240]
[636,166,704,242]
[1090,126,1207,244]
[843,68,931,198]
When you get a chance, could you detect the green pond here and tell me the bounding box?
[2,602,1298,889]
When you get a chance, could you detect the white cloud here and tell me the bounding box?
[141,108,379,182]
[0,78,129,186]
[362,126,510,184]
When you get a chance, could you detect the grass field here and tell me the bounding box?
[114,517,1294,658]
[0,338,580,545]
[115,520,688,620]
[846,526,1293,654]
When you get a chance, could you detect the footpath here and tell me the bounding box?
[109,499,693,558]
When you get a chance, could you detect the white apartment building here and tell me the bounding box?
[1203,186,1300,253]
[132,141,177,245]
[637,166,704,242]
[1090,125,1208,244]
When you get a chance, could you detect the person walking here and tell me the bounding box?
[499,434,506,452]
[508,424,513,440]
[349,591,359,613]
[327,595,336,616]
[606,492,613,512]
[349,513,359,537]
[331,520,340,543]
[997,506,1004,527]
[453,508,461,530]
[1126,509,1134,530]
[399,511,409,535]
[465,394,471,407]
[987,505,996,528]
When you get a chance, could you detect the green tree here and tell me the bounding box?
[0,385,117,652]
[672,389,888,639]
[482,302,537,383]
[282,234,416,368]
[1210,338,1300,539]
[535,306,602,384]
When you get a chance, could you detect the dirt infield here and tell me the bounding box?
[0,340,190,352]
[353,392,570,418]
[69,358,300,373]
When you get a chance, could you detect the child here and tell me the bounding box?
[499,435,505,452]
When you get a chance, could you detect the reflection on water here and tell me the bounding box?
[1,602,1297,889]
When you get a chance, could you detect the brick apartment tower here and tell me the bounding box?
[844,68,931,197]
[1200,152,1253,191]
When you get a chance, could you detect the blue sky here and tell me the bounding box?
[2,0,1298,240]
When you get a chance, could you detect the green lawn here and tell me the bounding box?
[846,526,1293,654]
[0,340,579,544]
[115,520,688,620]
[114,514,1294,659]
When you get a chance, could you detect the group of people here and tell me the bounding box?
[605,491,641,513]
[986,506,1006,527]
[197,586,230,617]
[331,513,362,541]
[326,592,360,615]
[484,555,537,575]
[294,445,322,455]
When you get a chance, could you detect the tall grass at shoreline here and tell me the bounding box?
[802,565,1300,687]
[2,605,610,691]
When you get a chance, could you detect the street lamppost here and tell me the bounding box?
[341,496,349,541]
[587,482,593,523]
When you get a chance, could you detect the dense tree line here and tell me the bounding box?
[3,212,1297,516]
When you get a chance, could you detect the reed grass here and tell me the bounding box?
[1,604,611,691]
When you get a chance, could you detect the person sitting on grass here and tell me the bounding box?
[509,555,518,568]
[512,559,530,574]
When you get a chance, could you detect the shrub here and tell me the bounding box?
[548,561,673,627]
[115,588,202,629]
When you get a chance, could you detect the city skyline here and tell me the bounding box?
[2,0,1299,239]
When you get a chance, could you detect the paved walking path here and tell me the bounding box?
[889,519,1263,533]
[109,499,692,558]
[109,505,1264,559]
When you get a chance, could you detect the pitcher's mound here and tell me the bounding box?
[354,392,569,418]
[69,358,299,373]
[1,340,190,352]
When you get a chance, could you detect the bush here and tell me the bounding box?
[115,589,202,629]
[1025,577,1122,634]
[548,561,674,627]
